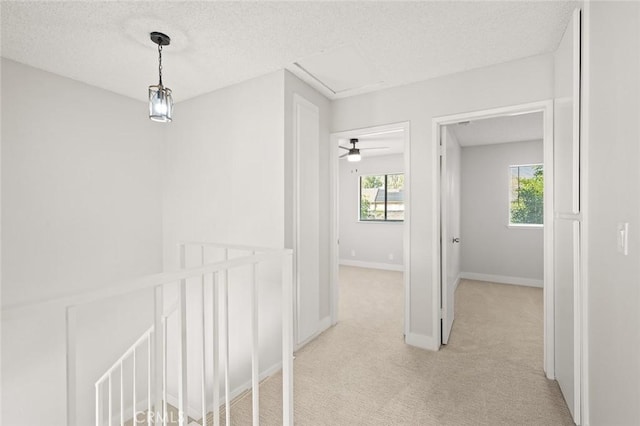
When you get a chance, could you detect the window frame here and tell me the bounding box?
[508,163,544,229]
[358,172,405,223]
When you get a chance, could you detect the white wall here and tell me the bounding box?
[460,140,544,284]
[584,2,640,423]
[162,71,286,414]
[339,154,404,269]
[332,53,554,344]
[1,58,163,425]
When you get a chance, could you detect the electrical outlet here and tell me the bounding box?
[388,253,394,260]
[351,249,356,257]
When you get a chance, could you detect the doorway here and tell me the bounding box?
[433,101,555,377]
[329,122,410,336]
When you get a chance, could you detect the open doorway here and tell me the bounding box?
[433,101,555,379]
[329,123,410,337]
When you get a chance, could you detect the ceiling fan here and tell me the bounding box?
[339,138,389,162]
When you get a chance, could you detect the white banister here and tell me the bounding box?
[66,306,77,426]
[120,362,124,426]
[76,243,293,426]
[222,249,231,426]
[132,347,136,426]
[282,252,294,426]
[200,246,208,426]
[108,374,112,426]
[147,337,151,426]
[251,256,260,426]
[162,318,168,426]
[153,286,164,425]
[212,272,220,426]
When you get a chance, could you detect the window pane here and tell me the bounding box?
[359,173,404,221]
[360,175,385,220]
[509,165,543,225]
[387,174,404,221]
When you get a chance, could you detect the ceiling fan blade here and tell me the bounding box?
[338,146,350,151]
[339,153,349,159]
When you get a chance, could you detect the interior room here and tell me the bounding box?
[2,2,639,426]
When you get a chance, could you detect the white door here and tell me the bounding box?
[293,95,320,347]
[441,127,461,344]
[553,8,581,422]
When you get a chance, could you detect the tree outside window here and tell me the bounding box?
[360,173,404,221]
[509,164,543,225]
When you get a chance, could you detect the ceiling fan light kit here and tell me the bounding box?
[149,31,173,123]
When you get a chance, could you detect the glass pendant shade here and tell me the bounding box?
[347,150,361,162]
[149,84,173,122]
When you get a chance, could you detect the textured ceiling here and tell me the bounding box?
[1,1,577,102]
[448,112,543,147]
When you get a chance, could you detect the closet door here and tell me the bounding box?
[553,8,581,423]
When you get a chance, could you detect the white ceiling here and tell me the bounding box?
[448,111,543,147]
[1,1,577,103]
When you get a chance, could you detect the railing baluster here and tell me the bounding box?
[95,383,100,426]
[147,336,151,426]
[153,286,164,425]
[132,348,136,426]
[108,373,112,426]
[120,362,124,426]
[179,245,189,426]
[201,247,208,426]
[163,318,168,426]
[282,252,294,426]
[66,307,77,426]
[223,249,231,426]
[212,272,220,426]
[251,255,260,426]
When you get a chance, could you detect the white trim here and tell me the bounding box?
[460,272,543,288]
[405,332,438,351]
[432,100,555,380]
[330,122,411,336]
[579,2,591,423]
[339,259,404,272]
[453,275,461,293]
[292,93,321,347]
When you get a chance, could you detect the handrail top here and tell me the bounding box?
[179,241,289,254]
[3,248,292,314]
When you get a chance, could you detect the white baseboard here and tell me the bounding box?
[460,272,543,288]
[405,332,439,351]
[318,315,332,333]
[339,259,404,272]
[162,361,283,422]
[453,274,461,292]
[296,316,333,351]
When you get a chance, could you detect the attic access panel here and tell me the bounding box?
[294,44,384,94]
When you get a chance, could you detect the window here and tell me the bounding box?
[359,173,404,221]
[509,164,543,226]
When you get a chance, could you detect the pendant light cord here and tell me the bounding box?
[158,44,163,86]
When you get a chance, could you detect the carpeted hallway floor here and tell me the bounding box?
[224,266,574,425]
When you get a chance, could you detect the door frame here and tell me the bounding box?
[432,100,555,379]
[329,122,411,336]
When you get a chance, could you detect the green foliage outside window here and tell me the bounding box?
[359,173,404,221]
[510,165,543,225]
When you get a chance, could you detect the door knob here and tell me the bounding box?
[452,238,460,243]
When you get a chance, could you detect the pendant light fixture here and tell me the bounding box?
[347,138,361,162]
[149,32,173,123]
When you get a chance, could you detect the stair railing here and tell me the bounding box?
[62,243,293,426]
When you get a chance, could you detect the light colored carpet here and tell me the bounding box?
[212,266,573,425]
